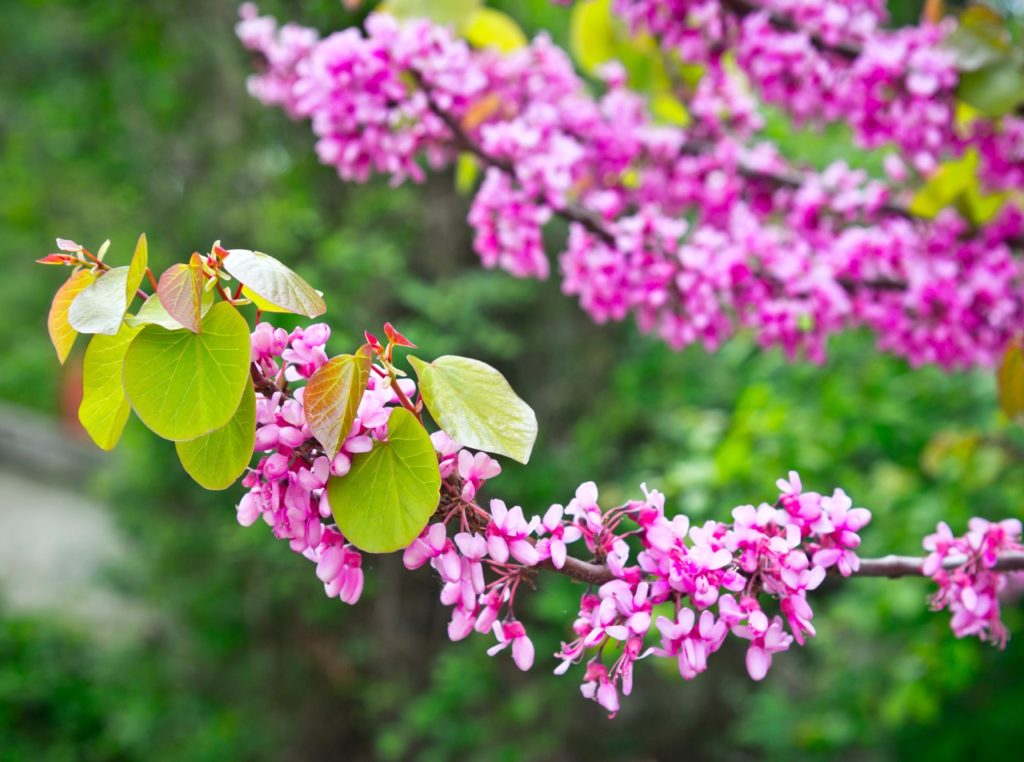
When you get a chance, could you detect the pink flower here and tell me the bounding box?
[458,449,502,501]
[485,499,540,566]
[487,620,535,671]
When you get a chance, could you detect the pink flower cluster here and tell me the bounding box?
[615,1,959,172]
[237,322,416,605]
[237,5,1024,371]
[923,517,1024,648]
[398,459,872,717]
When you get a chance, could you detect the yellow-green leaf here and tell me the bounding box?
[122,302,252,441]
[68,266,131,335]
[570,0,617,76]
[304,348,373,460]
[381,0,481,27]
[408,355,537,464]
[79,322,142,451]
[221,249,326,318]
[175,384,256,490]
[464,8,527,53]
[998,341,1024,420]
[48,269,96,364]
[327,408,440,553]
[126,233,148,305]
[157,260,204,333]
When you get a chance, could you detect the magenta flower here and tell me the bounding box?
[487,621,535,671]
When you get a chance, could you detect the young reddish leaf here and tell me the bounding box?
[79,322,142,451]
[37,253,75,266]
[67,266,131,336]
[998,341,1024,420]
[384,322,417,348]
[125,233,149,304]
[56,238,83,252]
[48,269,96,364]
[304,347,373,459]
[220,248,326,318]
[326,408,440,553]
[127,287,214,330]
[157,260,204,333]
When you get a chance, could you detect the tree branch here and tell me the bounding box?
[544,550,1024,587]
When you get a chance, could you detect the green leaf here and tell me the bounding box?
[122,301,252,441]
[48,269,96,364]
[455,152,480,195]
[998,341,1024,421]
[958,60,1024,117]
[304,348,373,460]
[327,408,440,553]
[127,288,214,330]
[221,249,326,318]
[125,233,148,304]
[67,266,130,335]
[382,0,481,27]
[408,355,537,464]
[464,7,527,52]
[79,322,142,451]
[175,384,256,490]
[157,259,204,333]
[569,0,617,76]
[944,6,1012,72]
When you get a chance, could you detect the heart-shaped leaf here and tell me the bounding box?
[221,249,326,318]
[48,269,96,364]
[408,355,537,464]
[68,266,130,335]
[122,301,252,441]
[157,258,204,333]
[327,408,440,553]
[79,322,142,450]
[175,384,256,489]
[304,347,373,459]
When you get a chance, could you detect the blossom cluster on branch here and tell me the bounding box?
[237,3,1024,370]
[236,318,1024,717]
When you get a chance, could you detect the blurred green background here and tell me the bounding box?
[2,1,1024,760]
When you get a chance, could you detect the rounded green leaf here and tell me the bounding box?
[79,322,142,451]
[68,266,130,335]
[304,348,373,460]
[327,408,440,553]
[48,269,96,364]
[221,248,326,318]
[122,301,252,441]
[409,355,537,464]
[175,384,256,490]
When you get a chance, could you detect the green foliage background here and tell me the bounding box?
[2,1,1023,760]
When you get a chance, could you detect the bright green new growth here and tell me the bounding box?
[175,384,257,490]
[79,322,143,451]
[221,248,326,318]
[409,355,537,464]
[122,301,252,441]
[327,408,441,553]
